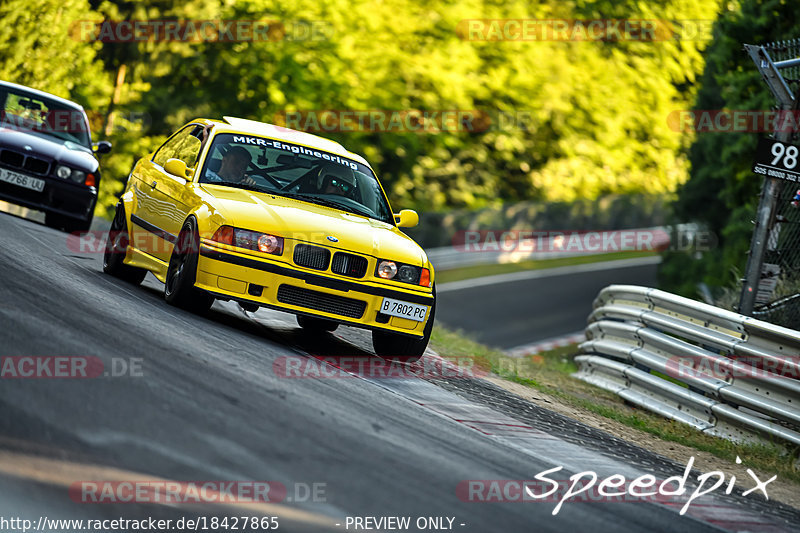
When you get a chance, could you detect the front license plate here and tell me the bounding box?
[0,168,45,192]
[380,297,428,321]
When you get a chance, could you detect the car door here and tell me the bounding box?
[132,125,203,263]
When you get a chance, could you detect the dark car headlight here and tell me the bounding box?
[376,260,431,286]
[55,165,90,184]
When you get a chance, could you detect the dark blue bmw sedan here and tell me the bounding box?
[0,80,111,232]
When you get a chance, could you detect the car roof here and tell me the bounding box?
[203,116,371,168]
[0,80,85,111]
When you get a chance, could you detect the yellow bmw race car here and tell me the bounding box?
[103,116,435,360]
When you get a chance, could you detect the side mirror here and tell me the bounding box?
[394,209,419,228]
[164,158,193,179]
[93,141,112,154]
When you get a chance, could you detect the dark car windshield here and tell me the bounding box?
[199,133,394,224]
[0,87,91,147]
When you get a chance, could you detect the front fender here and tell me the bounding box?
[190,201,229,241]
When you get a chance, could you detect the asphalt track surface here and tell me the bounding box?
[436,258,660,350]
[1,210,798,532]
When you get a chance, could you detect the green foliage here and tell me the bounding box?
[2,0,721,221]
[660,0,799,297]
[0,0,110,107]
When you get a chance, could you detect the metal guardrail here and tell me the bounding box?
[575,285,800,448]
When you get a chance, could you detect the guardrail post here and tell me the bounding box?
[739,44,799,315]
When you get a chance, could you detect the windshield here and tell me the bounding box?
[199,133,394,224]
[0,87,92,147]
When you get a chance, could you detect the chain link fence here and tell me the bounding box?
[750,39,800,328]
[766,39,800,84]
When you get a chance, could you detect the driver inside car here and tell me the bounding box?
[205,145,258,186]
[320,172,357,198]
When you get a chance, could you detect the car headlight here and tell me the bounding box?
[377,260,398,279]
[376,259,431,286]
[257,234,281,254]
[56,165,71,179]
[397,265,418,282]
[70,170,86,183]
[211,225,283,256]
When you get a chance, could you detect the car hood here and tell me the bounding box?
[0,126,98,172]
[201,185,427,265]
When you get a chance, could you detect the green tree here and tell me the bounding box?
[0,0,726,221]
[660,0,798,297]
[0,0,109,107]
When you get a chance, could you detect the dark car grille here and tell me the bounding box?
[331,252,368,278]
[0,150,23,167]
[0,149,50,175]
[24,157,49,174]
[293,244,331,271]
[277,285,366,319]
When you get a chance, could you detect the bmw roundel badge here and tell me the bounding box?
[327,236,339,243]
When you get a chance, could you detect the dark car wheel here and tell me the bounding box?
[372,285,436,363]
[164,218,214,313]
[103,204,147,285]
[45,212,92,234]
[297,315,339,333]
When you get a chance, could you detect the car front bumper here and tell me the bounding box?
[0,168,96,221]
[196,244,434,337]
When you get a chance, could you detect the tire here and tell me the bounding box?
[297,315,339,333]
[103,204,147,285]
[372,285,436,363]
[45,212,92,234]
[164,218,214,313]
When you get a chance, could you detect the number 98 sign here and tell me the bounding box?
[770,142,798,168]
[753,138,800,181]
